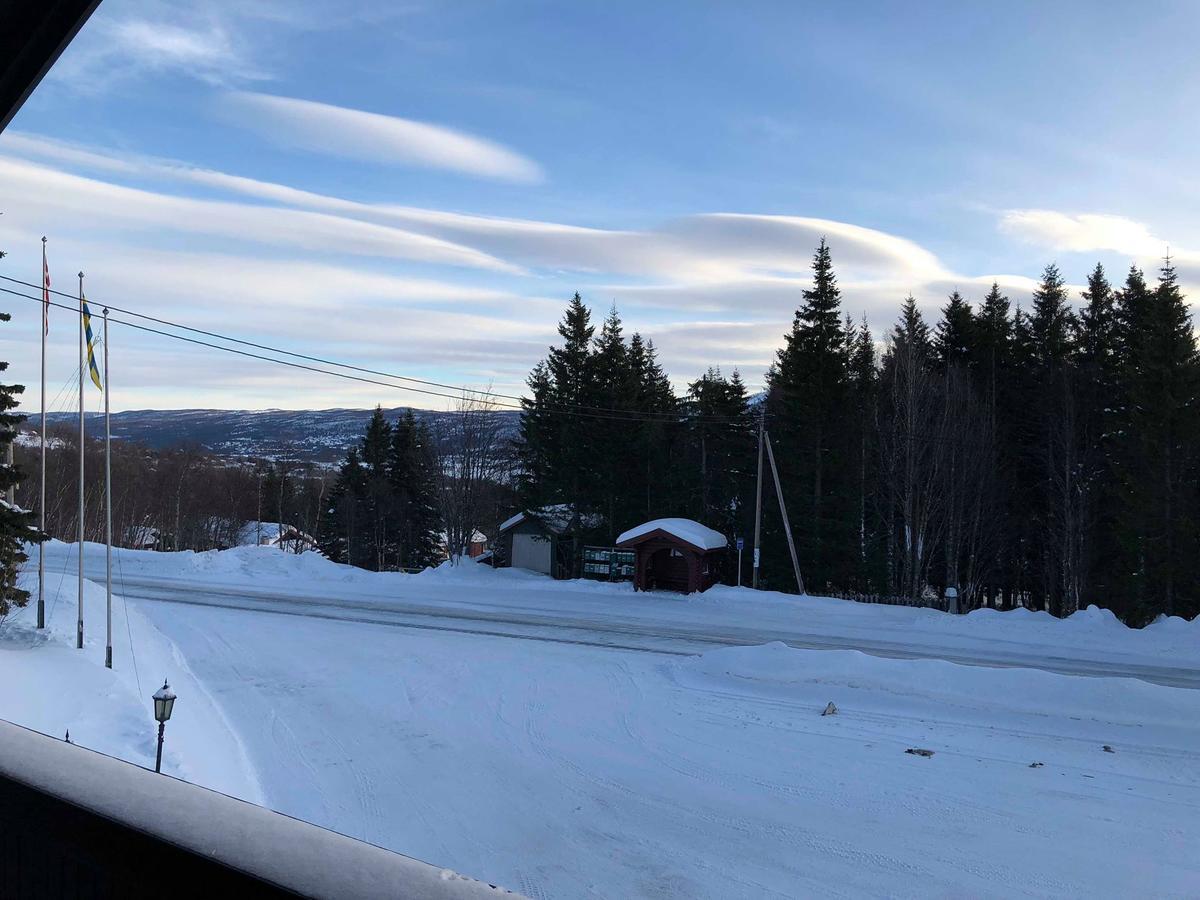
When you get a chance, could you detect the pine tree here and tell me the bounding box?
[847,316,881,588]
[766,239,853,591]
[0,314,42,614]
[1023,264,1083,614]
[318,448,367,565]
[533,294,598,531]
[1116,257,1200,620]
[934,290,975,371]
[591,305,631,535]
[686,367,754,543]
[388,411,443,570]
[879,296,937,598]
[1029,264,1076,367]
[1077,264,1120,605]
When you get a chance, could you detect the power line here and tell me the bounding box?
[0,273,755,425]
[0,284,757,427]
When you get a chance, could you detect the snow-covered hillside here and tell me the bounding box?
[4,543,1199,897]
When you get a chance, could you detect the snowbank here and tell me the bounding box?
[680,641,1199,727]
[1,560,263,804]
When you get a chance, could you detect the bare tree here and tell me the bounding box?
[432,393,510,565]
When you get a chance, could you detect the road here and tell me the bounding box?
[55,562,1200,689]
[33,548,1200,897]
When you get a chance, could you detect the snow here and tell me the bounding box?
[1,552,263,803]
[498,512,525,532]
[6,541,1200,897]
[617,517,727,551]
[0,719,506,899]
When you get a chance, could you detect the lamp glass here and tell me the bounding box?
[153,681,176,723]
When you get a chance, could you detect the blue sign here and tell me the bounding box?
[736,537,745,551]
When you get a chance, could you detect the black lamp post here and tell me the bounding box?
[152,679,176,773]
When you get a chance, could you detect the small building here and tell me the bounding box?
[236,521,318,554]
[615,518,728,594]
[497,504,601,578]
[437,529,489,560]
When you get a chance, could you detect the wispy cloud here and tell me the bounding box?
[0,156,520,273]
[220,92,545,183]
[51,15,268,91]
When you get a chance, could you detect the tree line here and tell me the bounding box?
[316,404,515,571]
[516,246,1200,624]
[10,429,334,556]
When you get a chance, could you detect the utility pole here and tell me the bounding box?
[37,236,47,630]
[764,429,805,595]
[752,402,765,588]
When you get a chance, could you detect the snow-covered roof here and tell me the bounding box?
[499,504,602,535]
[616,518,728,551]
[498,512,525,532]
[237,521,314,547]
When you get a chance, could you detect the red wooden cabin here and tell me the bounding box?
[615,518,727,594]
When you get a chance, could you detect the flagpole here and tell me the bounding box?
[37,237,47,629]
[76,271,84,650]
[103,307,112,669]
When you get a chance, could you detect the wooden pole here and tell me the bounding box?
[37,237,46,629]
[751,403,765,589]
[764,429,805,595]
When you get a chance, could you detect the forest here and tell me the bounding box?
[516,242,1200,625]
[6,239,1198,625]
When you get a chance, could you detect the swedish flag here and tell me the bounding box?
[81,295,103,391]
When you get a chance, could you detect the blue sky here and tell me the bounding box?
[2,0,1197,410]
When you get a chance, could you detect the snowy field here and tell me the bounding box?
[4,542,1200,897]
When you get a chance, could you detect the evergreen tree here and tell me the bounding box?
[686,367,755,544]
[846,316,882,588]
[1077,264,1120,605]
[0,314,42,614]
[1115,257,1200,620]
[318,448,367,565]
[766,239,853,591]
[591,305,632,534]
[934,290,975,370]
[971,282,1013,421]
[388,411,442,570]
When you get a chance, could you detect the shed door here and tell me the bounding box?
[512,533,552,574]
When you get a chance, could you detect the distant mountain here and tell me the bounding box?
[35,407,521,462]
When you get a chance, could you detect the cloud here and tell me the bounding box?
[220,92,544,183]
[0,156,519,273]
[1,134,1107,410]
[50,15,267,91]
[1000,209,1164,257]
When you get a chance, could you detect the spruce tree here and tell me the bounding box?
[0,314,42,614]
[1077,264,1120,605]
[389,411,443,570]
[934,290,975,370]
[766,239,853,591]
[591,306,631,535]
[1117,258,1200,619]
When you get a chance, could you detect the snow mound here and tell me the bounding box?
[680,641,1200,727]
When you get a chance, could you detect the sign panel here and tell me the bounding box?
[736,537,745,551]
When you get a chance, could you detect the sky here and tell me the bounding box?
[2,0,1200,412]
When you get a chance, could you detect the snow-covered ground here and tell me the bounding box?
[7,542,1200,897]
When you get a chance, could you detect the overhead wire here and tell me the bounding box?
[0,273,755,425]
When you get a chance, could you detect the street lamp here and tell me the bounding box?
[152,680,176,773]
